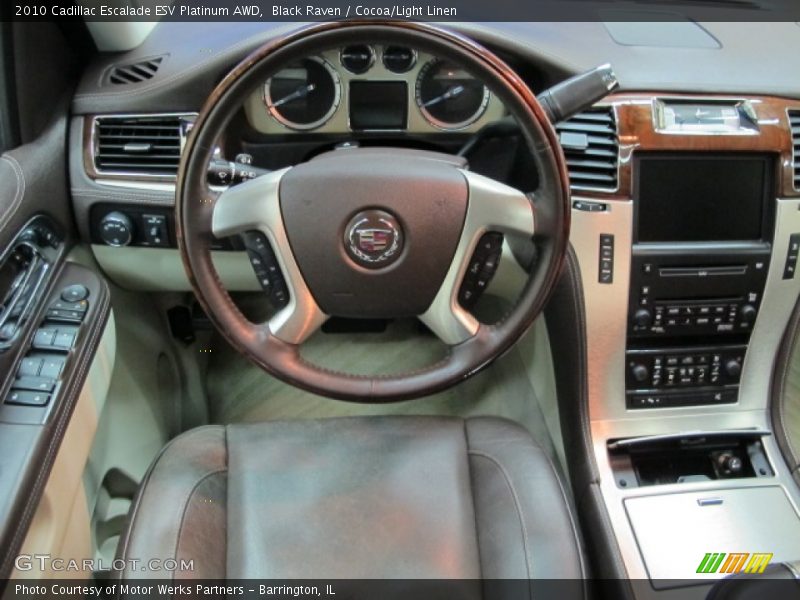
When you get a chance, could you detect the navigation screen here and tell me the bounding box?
[636,155,772,243]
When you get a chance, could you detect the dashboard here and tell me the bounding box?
[56,19,800,592]
[244,45,505,134]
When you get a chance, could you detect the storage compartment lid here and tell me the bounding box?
[625,486,800,588]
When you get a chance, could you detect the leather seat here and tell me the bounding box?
[117,416,586,584]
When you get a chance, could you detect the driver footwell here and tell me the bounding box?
[204,313,561,468]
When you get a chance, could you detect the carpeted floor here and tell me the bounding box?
[205,296,560,464]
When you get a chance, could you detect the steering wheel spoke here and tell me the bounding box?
[211,168,328,344]
[419,171,535,345]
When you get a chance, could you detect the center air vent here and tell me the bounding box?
[789,110,800,191]
[107,56,164,85]
[92,114,195,179]
[556,106,619,192]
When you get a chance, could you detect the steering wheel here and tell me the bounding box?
[176,21,570,402]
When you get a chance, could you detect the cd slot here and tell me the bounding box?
[659,265,747,277]
[653,297,742,306]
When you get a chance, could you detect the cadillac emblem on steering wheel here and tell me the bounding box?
[344,209,404,268]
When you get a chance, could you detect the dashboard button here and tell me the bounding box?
[142,214,169,247]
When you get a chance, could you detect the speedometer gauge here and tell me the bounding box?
[264,57,341,131]
[415,60,490,130]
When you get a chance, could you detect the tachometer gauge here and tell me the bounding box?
[415,60,490,130]
[264,57,341,130]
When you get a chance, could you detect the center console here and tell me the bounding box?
[561,93,800,598]
[626,154,775,410]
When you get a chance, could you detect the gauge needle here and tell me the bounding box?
[422,85,465,108]
[270,83,316,108]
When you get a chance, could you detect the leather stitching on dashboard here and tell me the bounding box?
[467,450,534,582]
[0,154,27,234]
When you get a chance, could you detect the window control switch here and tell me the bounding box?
[13,376,56,393]
[39,356,66,379]
[5,390,50,407]
[53,329,77,349]
[18,357,44,377]
[32,328,58,350]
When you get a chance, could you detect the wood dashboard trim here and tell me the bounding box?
[578,93,800,201]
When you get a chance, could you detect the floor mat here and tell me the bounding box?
[206,316,559,464]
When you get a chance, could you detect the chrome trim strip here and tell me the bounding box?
[570,196,634,423]
[94,179,176,193]
[419,169,535,345]
[414,60,491,132]
[211,168,328,344]
[739,198,800,408]
[608,429,771,450]
[263,56,342,131]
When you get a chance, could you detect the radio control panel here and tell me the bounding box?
[626,245,770,409]
[628,249,769,339]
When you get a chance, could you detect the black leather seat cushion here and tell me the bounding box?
[117,416,586,582]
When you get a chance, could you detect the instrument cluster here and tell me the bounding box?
[243,44,506,134]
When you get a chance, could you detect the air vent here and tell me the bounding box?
[107,56,164,85]
[93,114,194,178]
[556,106,619,192]
[790,110,800,190]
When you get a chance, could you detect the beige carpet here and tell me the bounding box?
[206,296,559,463]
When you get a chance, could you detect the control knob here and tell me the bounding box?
[99,211,134,247]
[724,359,742,378]
[631,364,650,383]
[633,308,653,328]
[740,304,757,324]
